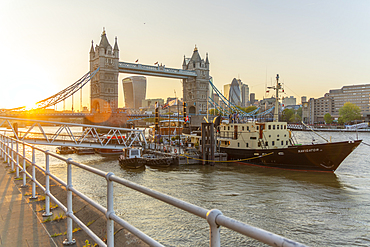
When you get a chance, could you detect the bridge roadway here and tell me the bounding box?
[119,61,197,79]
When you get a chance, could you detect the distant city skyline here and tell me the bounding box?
[1,1,369,109]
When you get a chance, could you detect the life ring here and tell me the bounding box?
[174,149,177,154]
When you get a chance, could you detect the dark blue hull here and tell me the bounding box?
[221,140,362,172]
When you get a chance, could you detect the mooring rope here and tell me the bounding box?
[179,152,274,163]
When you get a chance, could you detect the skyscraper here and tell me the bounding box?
[223,78,249,107]
[250,93,256,105]
[122,76,147,109]
[238,79,249,107]
[229,78,241,106]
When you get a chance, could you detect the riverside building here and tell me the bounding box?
[303,84,370,124]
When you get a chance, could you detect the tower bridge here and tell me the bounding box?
[90,29,210,116]
[1,29,211,127]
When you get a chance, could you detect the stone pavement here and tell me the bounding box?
[0,161,56,247]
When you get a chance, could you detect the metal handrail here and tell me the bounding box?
[0,133,307,247]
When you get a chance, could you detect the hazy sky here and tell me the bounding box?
[1,0,369,109]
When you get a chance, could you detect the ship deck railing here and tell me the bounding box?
[0,133,307,247]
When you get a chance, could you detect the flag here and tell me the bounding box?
[162,103,169,109]
[185,116,189,122]
[135,59,139,63]
[168,99,177,106]
[154,61,158,65]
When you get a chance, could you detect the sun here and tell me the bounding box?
[24,103,39,111]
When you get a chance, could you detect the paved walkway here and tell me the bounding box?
[0,161,56,247]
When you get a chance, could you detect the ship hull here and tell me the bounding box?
[221,140,361,172]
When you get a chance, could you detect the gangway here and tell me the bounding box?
[0,117,146,149]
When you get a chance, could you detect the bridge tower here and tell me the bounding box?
[182,46,210,115]
[89,29,119,113]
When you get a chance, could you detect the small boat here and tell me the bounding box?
[94,134,125,156]
[143,154,174,168]
[119,147,146,169]
[73,147,95,155]
[94,148,123,156]
[56,146,74,154]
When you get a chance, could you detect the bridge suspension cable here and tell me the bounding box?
[208,78,255,117]
[35,68,100,109]
[208,78,279,118]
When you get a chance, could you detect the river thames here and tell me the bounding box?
[30,130,370,246]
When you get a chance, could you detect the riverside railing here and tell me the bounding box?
[0,133,307,247]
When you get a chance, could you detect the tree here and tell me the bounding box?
[324,113,333,124]
[244,106,257,113]
[297,107,302,118]
[282,108,294,122]
[208,109,219,115]
[338,102,361,124]
[290,114,302,123]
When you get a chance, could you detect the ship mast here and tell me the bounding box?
[267,74,282,122]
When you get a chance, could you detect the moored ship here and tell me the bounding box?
[217,121,361,172]
[191,74,362,172]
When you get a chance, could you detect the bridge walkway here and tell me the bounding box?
[0,160,56,247]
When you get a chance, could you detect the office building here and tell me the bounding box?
[303,83,370,123]
[238,79,250,107]
[250,93,256,105]
[142,98,164,109]
[223,78,249,107]
[282,96,296,107]
[122,76,147,109]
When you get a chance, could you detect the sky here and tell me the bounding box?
[0,0,369,110]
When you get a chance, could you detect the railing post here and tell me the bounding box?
[42,151,52,217]
[1,135,4,160]
[11,139,14,170]
[206,209,223,247]
[30,146,37,199]
[15,141,19,178]
[21,142,27,188]
[63,158,76,245]
[0,135,3,159]
[0,135,3,160]
[5,137,8,165]
[106,172,115,247]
